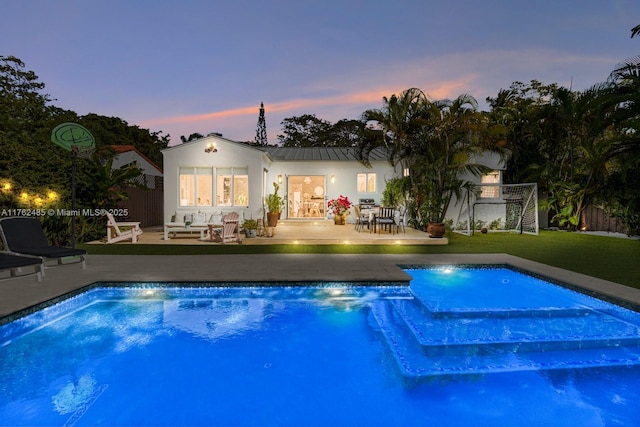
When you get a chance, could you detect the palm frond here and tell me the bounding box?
[609,55,640,82]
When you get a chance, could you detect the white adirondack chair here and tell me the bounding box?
[106,212,143,244]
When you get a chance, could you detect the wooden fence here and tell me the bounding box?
[117,176,163,227]
[581,204,625,234]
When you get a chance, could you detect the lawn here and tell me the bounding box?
[79,230,640,289]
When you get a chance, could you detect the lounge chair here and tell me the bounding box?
[0,217,86,274]
[106,212,143,244]
[0,252,43,282]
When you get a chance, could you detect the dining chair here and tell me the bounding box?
[376,207,397,234]
[354,205,370,232]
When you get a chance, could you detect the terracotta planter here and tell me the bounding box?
[334,214,346,225]
[267,212,279,227]
[427,222,446,238]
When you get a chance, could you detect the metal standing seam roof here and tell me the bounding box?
[260,146,391,162]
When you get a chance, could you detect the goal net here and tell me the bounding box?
[453,183,539,235]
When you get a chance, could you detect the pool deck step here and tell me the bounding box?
[392,298,640,355]
[370,300,640,379]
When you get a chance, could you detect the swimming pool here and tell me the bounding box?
[1,267,640,426]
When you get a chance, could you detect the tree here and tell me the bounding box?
[0,55,71,191]
[361,87,431,170]
[277,114,332,147]
[361,88,501,229]
[327,119,368,147]
[254,102,268,145]
[0,56,169,242]
[79,113,169,167]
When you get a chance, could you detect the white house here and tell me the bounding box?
[161,134,507,226]
[111,145,163,189]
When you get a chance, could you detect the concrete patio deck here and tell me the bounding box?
[92,220,449,246]
[2,251,640,324]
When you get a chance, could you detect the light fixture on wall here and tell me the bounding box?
[330,175,335,184]
[277,174,283,184]
[205,142,217,153]
[303,176,312,184]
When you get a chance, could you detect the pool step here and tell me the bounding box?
[370,299,640,379]
[393,298,640,355]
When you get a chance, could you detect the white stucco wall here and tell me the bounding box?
[162,136,266,223]
[161,136,401,224]
[445,151,508,225]
[265,160,399,220]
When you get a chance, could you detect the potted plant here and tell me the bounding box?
[265,182,284,227]
[327,195,352,225]
[242,218,258,238]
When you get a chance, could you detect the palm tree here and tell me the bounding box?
[360,87,431,169]
[540,83,623,229]
[409,94,498,225]
[361,89,503,230]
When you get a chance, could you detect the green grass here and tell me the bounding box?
[79,231,640,288]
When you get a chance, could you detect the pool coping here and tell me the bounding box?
[1,253,639,327]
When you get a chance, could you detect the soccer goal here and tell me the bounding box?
[453,183,539,235]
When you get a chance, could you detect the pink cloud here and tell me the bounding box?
[142,79,474,131]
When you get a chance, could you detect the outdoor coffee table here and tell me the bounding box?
[163,224,209,240]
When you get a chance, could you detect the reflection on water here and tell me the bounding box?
[52,374,97,415]
[163,298,271,341]
[51,374,108,427]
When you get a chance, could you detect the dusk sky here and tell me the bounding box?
[3,1,639,145]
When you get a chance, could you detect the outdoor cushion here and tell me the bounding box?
[0,217,86,263]
[0,252,41,269]
[208,211,223,224]
[193,212,207,224]
[0,252,42,282]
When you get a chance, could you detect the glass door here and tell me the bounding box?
[287,175,325,219]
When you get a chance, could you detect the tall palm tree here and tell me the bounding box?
[410,94,497,224]
[360,87,430,169]
[361,89,502,228]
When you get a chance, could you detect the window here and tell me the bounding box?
[480,171,500,198]
[179,167,195,206]
[196,168,212,206]
[179,167,249,207]
[357,173,376,193]
[233,172,249,206]
[216,168,232,206]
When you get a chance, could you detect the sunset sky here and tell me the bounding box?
[3,0,639,145]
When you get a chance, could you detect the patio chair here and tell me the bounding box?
[209,212,240,244]
[0,252,43,282]
[354,205,370,232]
[106,212,143,244]
[375,207,397,234]
[0,217,86,274]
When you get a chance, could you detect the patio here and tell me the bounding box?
[92,220,448,246]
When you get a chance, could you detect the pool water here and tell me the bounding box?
[1,268,639,426]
